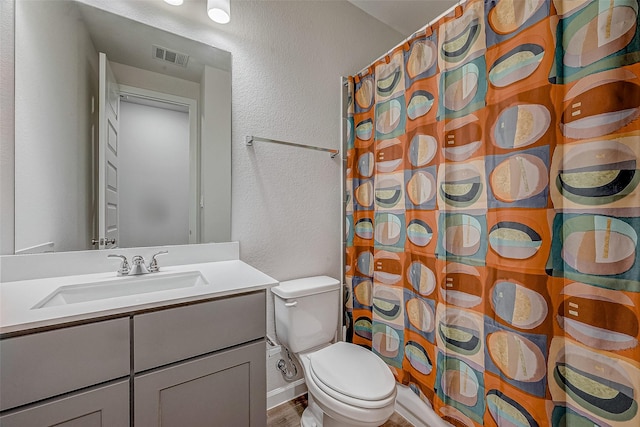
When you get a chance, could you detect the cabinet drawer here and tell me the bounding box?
[0,318,130,411]
[0,380,129,427]
[134,290,265,372]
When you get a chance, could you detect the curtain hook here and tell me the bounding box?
[455,5,463,18]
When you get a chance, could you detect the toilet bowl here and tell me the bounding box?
[272,276,397,427]
[298,342,396,427]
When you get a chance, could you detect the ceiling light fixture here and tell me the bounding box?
[207,0,230,24]
[163,0,184,6]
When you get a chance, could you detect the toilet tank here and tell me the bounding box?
[271,276,341,353]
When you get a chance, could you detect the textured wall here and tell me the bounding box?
[226,1,401,282]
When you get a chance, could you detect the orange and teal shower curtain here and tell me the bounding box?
[345,0,640,425]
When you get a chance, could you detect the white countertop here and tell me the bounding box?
[1,260,278,336]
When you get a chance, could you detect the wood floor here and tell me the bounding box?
[267,394,413,427]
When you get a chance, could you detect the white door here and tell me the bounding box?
[97,52,120,249]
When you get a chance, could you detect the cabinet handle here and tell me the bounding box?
[284,301,298,307]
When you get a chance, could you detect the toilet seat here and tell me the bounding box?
[308,366,396,410]
[306,342,396,409]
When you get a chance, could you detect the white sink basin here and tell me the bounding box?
[32,271,209,309]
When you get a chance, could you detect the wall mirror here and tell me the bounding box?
[13,0,231,254]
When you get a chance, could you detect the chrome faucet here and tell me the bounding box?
[129,255,150,275]
[107,250,168,276]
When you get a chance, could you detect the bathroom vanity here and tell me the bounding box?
[0,244,274,427]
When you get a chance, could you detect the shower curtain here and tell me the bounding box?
[344,0,640,425]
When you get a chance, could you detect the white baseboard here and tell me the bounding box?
[266,378,307,410]
[395,384,449,427]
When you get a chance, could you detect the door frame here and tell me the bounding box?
[118,85,200,244]
[98,53,120,250]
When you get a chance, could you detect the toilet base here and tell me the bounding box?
[301,406,320,427]
[300,393,384,427]
[300,394,324,427]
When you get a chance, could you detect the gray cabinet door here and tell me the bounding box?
[135,340,266,427]
[0,380,129,427]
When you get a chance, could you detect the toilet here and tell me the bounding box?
[272,276,397,427]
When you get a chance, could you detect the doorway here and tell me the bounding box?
[117,86,199,247]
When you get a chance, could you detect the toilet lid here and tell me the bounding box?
[309,342,396,401]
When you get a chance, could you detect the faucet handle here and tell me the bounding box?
[149,250,168,272]
[107,254,130,276]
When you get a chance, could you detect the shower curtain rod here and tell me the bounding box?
[245,136,340,158]
[355,0,465,77]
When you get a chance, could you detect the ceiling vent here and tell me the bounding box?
[152,45,189,67]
